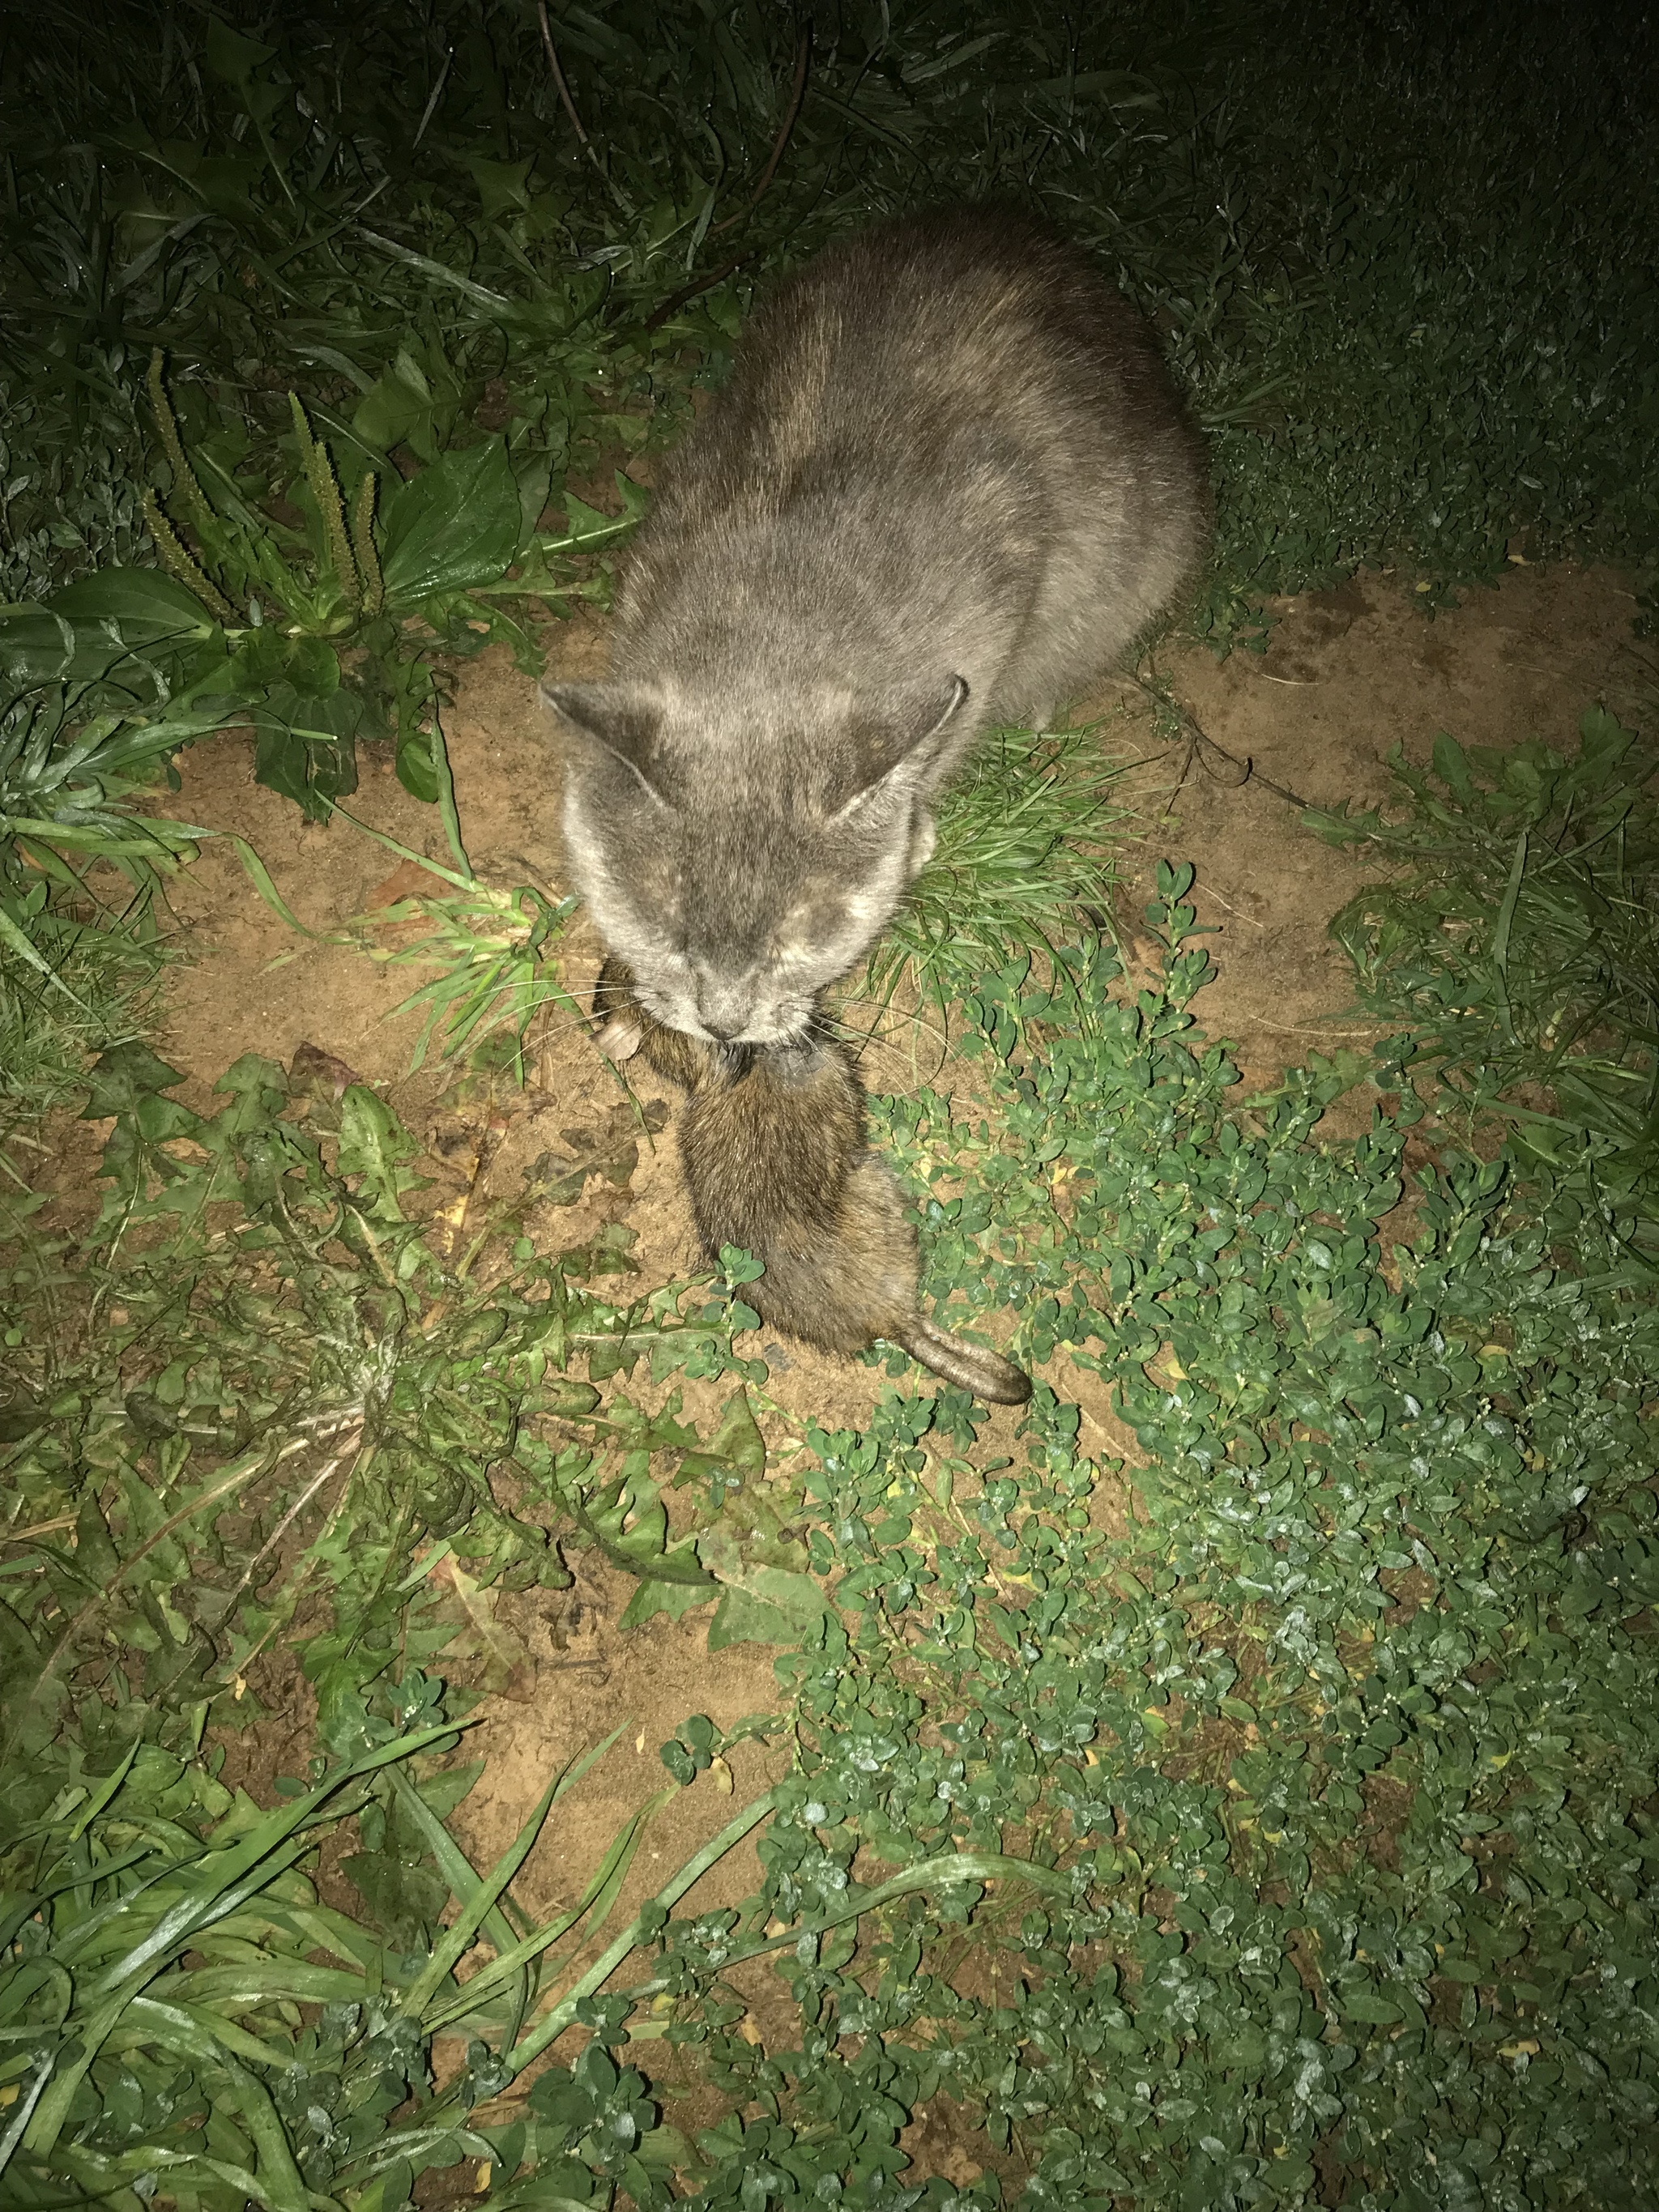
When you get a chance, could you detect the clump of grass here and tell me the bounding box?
[0,915,164,1135]
[0,675,198,1137]
[339,829,587,1076]
[857,721,1129,1035]
[0,1694,783,2212]
[0,378,152,605]
[0,671,322,1132]
[1319,705,1659,1228]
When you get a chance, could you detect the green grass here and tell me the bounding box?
[0,914,164,1134]
[856,721,1131,1043]
[0,671,331,1131]
[0,1707,784,2212]
[1318,705,1659,1241]
[0,675,187,1136]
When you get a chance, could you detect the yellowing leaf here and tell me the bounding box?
[430,1557,533,1699]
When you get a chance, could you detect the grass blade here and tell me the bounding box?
[394,1767,562,2022]
[423,1783,677,2034]
[429,705,472,881]
[505,1784,783,2074]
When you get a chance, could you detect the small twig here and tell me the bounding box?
[1195,880,1268,928]
[2,1515,75,1548]
[643,251,753,334]
[643,23,813,335]
[1124,664,1384,835]
[712,22,813,235]
[536,2,594,152]
[1241,1016,1397,1038]
[413,45,454,151]
[536,2,630,214]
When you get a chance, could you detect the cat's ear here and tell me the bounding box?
[539,681,671,804]
[830,675,970,816]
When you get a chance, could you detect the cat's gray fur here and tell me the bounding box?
[542,205,1209,1045]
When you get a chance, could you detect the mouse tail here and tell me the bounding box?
[893,1314,1033,1404]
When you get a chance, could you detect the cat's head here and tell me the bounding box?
[542,674,970,1044]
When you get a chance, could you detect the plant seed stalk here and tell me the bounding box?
[146,350,215,536]
[352,472,385,615]
[140,491,237,625]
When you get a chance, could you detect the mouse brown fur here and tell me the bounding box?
[593,958,1031,1404]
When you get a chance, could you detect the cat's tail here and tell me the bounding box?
[894,1314,1033,1405]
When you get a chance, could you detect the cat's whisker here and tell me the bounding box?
[825,998,956,1055]
[525,1007,605,1044]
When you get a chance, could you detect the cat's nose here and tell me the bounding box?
[693,981,752,1040]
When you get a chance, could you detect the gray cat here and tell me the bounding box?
[542,205,1209,1045]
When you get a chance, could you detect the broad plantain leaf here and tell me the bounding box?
[380,438,525,605]
[251,683,361,817]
